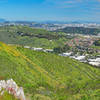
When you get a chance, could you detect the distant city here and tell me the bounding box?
[0,18,100,31]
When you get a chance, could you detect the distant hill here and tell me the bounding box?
[0,42,100,100]
[39,20,67,24]
[55,27,100,35]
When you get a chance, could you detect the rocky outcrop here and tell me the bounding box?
[0,79,26,100]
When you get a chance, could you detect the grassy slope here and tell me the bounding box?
[0,26,67,49]
[0,92,17,100]
[0,42,100,100]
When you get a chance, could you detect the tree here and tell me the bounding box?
[53,44,70,53]
[94,40,100,46]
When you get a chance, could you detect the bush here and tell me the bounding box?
[53,45,70,53]
[33,94,51,100]
[94,40,100,46]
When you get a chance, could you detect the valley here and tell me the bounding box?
[0,25,100,100]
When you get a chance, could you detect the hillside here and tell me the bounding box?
[0,42,100,100]
[55,27,100,35]
[0,26,68,49]
[0,92,17,100]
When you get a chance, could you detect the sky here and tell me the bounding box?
[0,0,100,22]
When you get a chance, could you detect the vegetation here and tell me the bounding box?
[55,27,100,35]
[0,92,17,100]
[53,44,70,53]
[94,40,100,46]
[0,25,69,49]
[0,42,100,100]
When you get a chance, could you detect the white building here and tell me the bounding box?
[88,58,100,67]
[31,47,43,51]
[89,62,100,67]
[24,46,30,49]
[43,49,53,52]
[75,56,86,61]
[59,52,72,57]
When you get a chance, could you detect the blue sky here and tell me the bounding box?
[0,0,100,21]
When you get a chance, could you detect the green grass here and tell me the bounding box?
[0,91,17,100]
[0,26,69,49]
[91,45,100,50]
[0,42,100,100]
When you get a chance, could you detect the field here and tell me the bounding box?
[0,42,100,100]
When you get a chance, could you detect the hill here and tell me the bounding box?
[55,27,100,35]
[0,42,100,100]
[0,25,68,49]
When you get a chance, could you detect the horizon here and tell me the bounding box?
[0,0,100,22]
[0,18,100,23]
